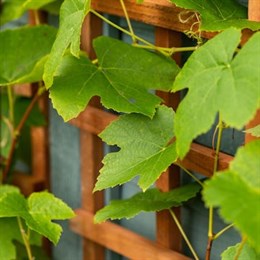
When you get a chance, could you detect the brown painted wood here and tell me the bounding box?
[70,209,191,260]
[70,106,117,136]
[155,28,182,252]
[249,0,260,21]
[91,0,215,39]
[79,13,105,260]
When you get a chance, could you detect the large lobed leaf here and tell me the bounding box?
[170,0,260,31]
[49,36,179,120]
[0,186,75,245]
[0,25,57,86]
[173,28,260,158]
[94,105,177,192]
[43,0,90,88]
[203,140,260,252]
[95,183,200,223]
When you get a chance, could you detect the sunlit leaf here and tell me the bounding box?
[43,0,91,88]
[95,183,200,222]
[170,0,260,31]
[172,28,260,158]
[23,0,56,9]
[203,140,260,252]
[221,242,260,260]
[50,36,179,120]
[94,106,177,191]
[0,186,75,245]
[0,25,57,86]
[244,125,260,138]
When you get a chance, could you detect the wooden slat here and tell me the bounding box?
[79,13,105,260]
[155,28,182,252]
[92,0,215,39]
[249,0,260,21]
[70,106,117,135]
[70,209,191,260]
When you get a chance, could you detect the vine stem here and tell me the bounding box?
[119,0,136,43]
[213,224,234,240]
[2,88,44,182]
[132,43,198,54]
[90,9,169,56]
[234,237,247,260]
[7,85,14,126]
[17,217,34,260]
[176,163,204,187]
[206,115,224,260]
[169,209,199,260]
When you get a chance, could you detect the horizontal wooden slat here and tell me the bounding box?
[92,0,216,38]
[69,106,117,135]
[70,106,233,176]
[70,209,191,260]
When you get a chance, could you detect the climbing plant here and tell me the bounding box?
[0,0,260,259]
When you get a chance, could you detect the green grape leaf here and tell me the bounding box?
[172,28,260,158]
[94,106,177,192]
[170,0,260,31]
[95,183,200,223]
[0,186,75,245]
[0,185,28,217]
[25,191,75,244]
[23,0,56,10]
[230,140,260,189]
[0,0,25,26]
[0,25,57,86]
[0,218,42,260]
[222,242,260,260]
[49,36,179,121]
[203,140,260,252]
[43,0,91,88]
[244,125,260,138]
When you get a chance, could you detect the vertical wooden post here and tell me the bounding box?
[155,28,183,252]
[246,0,260,143]
[79,14,105,260]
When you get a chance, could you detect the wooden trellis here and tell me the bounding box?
[67,0,260,259]
[12,0,259,259]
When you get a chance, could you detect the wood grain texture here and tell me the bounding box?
[155,28,182,253]
[70,209,191,260]
[91,0,215,39]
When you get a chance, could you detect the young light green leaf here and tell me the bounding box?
[43,0,91,88]
[94,106,177,192]
[221,242,260,260]
[0,185,28,217]
[170,0,260,31]
[50,36,179,120]
[0,186,75,245]
[203,140,260,252]
[95,183,200,223]
[0,218,42,260]
[25,191,75,244]
[0,25,57,86]
[244,124,260,138]
[172,28,260,158]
